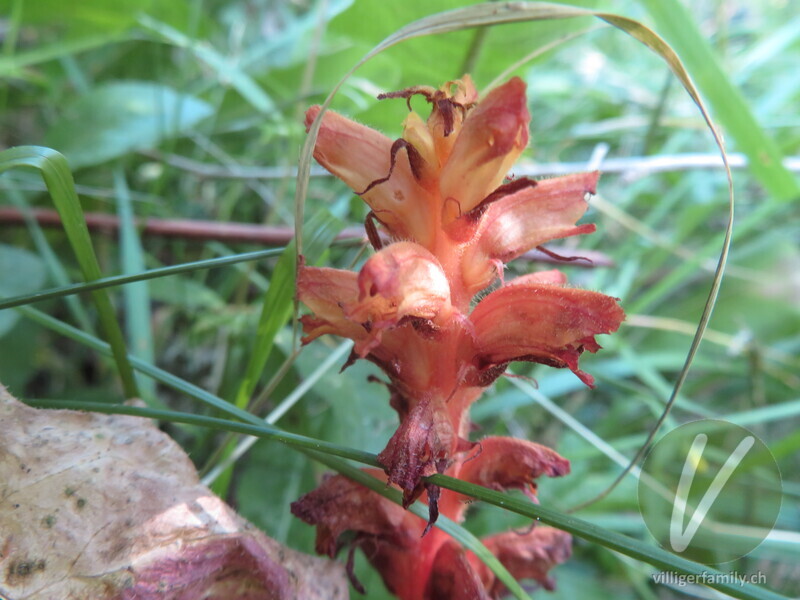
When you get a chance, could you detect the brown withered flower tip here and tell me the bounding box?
[293,75,624,599]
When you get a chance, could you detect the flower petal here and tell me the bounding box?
[427,76,479,164]
[290,471,418,557]
[297,265,366,344]
[457,437,570,501]
[471,527,572,597]
[380,76,478,165]
[290,471,425,598]
[342,242,453,358]
[306,106,436,243]
[439,77,530,221]
[461,172,599,292]
[468,280,625,387]
[510,270,569,286]
[346,242,451,335]
[402,111,439,186]
[426,540,489,600]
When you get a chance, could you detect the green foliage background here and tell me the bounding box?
[1,0,798,598]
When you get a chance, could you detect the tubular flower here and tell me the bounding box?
[292,76,625,599]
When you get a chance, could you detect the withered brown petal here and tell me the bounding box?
[290,471,431,599]
[290,471,419,558]
[377,398,457,509]
[472,527,573,598]
[457,437,570,501]
[425,540,490,600]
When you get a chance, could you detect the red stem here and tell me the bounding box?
[0,207,612,267]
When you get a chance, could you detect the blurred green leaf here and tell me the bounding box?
[547,561,638,600]
[639,0,800,202]
[0,0,142,34]
[0,244,46,337]
[45,81,213,169]
[241,0,355,71]
[0,318,39,391]
[0,0,201,78]
[0,0,196,35]
[148,277,225,310]
[138,15,275,114]
[236,440,312,543]
[292,340,396,455]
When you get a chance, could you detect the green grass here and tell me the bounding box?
[1,1,797,598]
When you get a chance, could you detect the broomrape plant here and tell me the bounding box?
[291,76,625,599]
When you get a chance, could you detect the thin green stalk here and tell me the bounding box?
[27,400,380,467]
[426,478,788,600]
[0,248,284,311]
[459,21,491,76]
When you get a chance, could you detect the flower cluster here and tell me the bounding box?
[291,76,625,599]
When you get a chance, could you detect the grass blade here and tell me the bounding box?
[202,340,353,487]
[0,146,138,398]
[0,248,285,311]
[113,167,155,401]
[0,33,123,78]
[25,399,380,467]
[427,475,789,600]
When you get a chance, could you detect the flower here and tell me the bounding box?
[292,75,625,599]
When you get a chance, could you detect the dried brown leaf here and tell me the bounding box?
[0,387,348,600]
